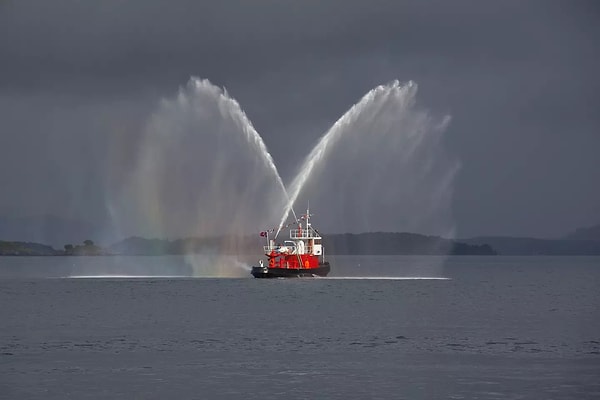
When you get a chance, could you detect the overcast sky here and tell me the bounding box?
[1,0,599,239]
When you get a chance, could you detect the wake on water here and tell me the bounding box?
[321,276,450,280]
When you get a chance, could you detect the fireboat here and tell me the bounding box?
[251,209,330,278]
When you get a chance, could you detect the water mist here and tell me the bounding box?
[112,78,457,277]
[113,78,289,276]
[279,80,457,238]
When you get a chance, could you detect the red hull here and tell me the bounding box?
[251,262,330,278]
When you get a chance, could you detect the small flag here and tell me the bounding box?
[259,231,267,237]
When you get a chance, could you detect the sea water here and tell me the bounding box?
[1,256,599,399]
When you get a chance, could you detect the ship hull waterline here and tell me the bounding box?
[251,262,330,278]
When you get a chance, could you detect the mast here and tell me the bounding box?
[303,200,312,237]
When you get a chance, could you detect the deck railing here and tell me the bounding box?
[290,229,320,239]
[263,245,314,254]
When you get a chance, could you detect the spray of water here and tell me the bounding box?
[277,82,404,234]
[277,80,457,238]
[184,253,252,277]
[111,77,457,276]
[192,78,288,200]
[111,78,293,275]
[114,78,287,236]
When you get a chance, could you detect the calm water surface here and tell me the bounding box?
[1,256,599,399]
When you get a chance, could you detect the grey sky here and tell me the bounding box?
[1,0,599,239]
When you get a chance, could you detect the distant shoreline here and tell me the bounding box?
[3,231,600,256]
[2,233,497,256]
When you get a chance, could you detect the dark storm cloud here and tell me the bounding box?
[1,0,599,238]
